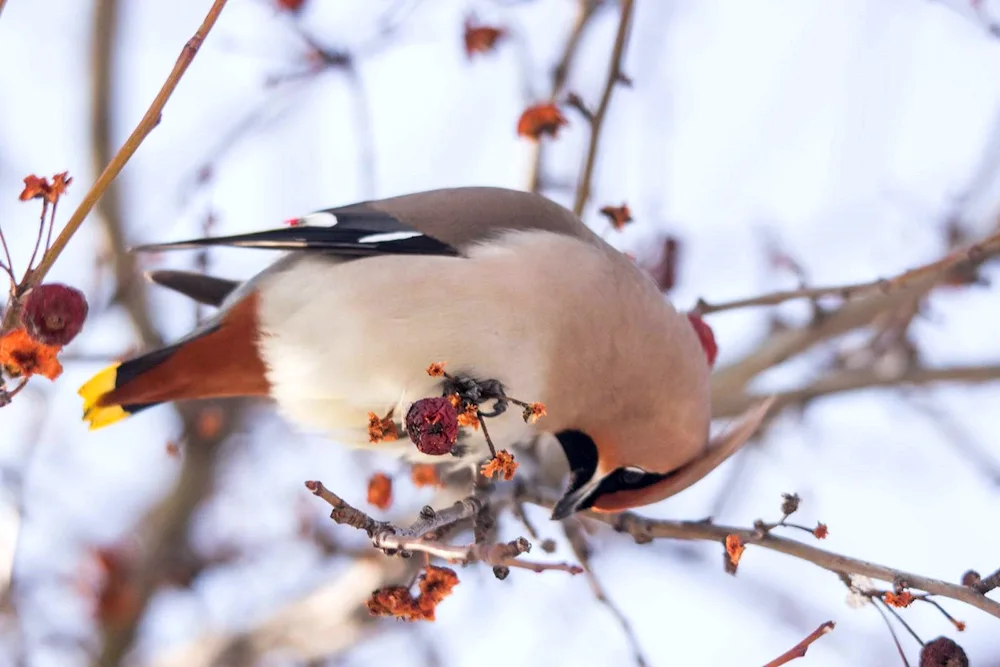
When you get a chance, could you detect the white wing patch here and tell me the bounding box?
[295,212,338,227]
[358,230,424,244]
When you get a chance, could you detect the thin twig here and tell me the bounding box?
[25,200,48,276]
[714,363,1000,419]
[761,620,835,667]
[564,519,649,666]
[871,601,913,667]
[526,0,602,193]
[694,228,1000,316]
[572,0,635,216]
[522,491,1000,619]
[0,0,231,331]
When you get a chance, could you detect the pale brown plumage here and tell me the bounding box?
[79,187,772,519]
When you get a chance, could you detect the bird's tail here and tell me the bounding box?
[78,294,269,431]
[78,343,187,430]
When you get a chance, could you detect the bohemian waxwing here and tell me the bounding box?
[78,187,772,519]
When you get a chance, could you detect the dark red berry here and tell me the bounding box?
[21,283,88,346]
[405,397,459,456]
[920,637,968,667]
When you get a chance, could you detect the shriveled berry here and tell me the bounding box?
[405,397,459,456]
[21,283,88,346]
[919,636,968,667]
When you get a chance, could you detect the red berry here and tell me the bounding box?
[920,637,968,667]
[21,283,88,346]
[405,397,459,456]
[686,313,718,368]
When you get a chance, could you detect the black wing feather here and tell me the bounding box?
[131,208,459,258]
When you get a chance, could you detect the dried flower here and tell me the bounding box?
[481,449,518,480]
[195,406,224,439]
[366,472,393,510]
[463,18,506,58]
[724,534,744,573]
[0,328,63,380]
[599,204,633,231]
[275,0,307,12]
[781,492,801,516]
[457,403,480,429]
[426,361,447,377]
[522,402,546,424]
[410,464,441,488]
[884,591,914,608]
[517,103,568,140]
[919,636,968,666]
[686,313,718,368]
[405,397,459,455]
[813,522,828,539]
[366,566,459,622]
[368,411,398,444]
[18,172,72,203]
[846,574,873,609]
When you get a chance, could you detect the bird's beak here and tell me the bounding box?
[551,471,604,521]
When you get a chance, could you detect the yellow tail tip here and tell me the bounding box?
[83,404,128,430]
[78,363,126,430]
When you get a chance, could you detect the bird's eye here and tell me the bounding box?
[618,467,646,485]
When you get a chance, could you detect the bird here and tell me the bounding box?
[78,186,772,520]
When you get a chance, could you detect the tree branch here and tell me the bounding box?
[306,481,582,575]
[694,228,1000,316]
[761,621,835,667]
[713,363,1000,419]
[572,0,634,216]
[521,491,1000,619]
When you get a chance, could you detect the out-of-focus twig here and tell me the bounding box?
[713,363,1000,419]
[526,0,603,193]
[572,0,634,216]
[0,0,230,332]
[694,228,1000,316]
[521,490,1000,619]
[563,519,648,666]
[85,2,245,666]
[761,621,835,667]
[0,0,8,21]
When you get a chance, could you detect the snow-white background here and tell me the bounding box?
[1,0,999,665]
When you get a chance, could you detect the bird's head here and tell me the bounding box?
[550,398,774,520]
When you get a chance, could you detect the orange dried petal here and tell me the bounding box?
[517,103,568,140]
[0,328,63,380]
[366,472,393,510]
[481,449,518,481]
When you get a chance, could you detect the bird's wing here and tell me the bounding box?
[145,270,241,306]
[131,187,602,259]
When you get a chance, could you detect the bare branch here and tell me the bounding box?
[761,621,835,667]
[695,227,1000,316]
[572,0,634,216]
[306,481,582,575]
[714,363,1000,419]
[522,491,1000,619]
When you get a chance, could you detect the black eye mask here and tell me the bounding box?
[555,429,671,512]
